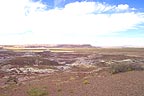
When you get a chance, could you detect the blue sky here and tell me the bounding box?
[0,0,144,47]
[46,0,144,9]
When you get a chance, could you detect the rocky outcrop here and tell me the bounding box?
[70,54,144,68]
[7,56,59,66]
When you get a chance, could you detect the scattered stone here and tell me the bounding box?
[5,75,18,84]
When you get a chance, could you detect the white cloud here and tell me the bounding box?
[0,0,144,46]
[0,0,46,35]
[95,37,144,47]
[116,4,129,11]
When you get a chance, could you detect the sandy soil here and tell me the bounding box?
[1,70,144,96]
[1,48,144,96]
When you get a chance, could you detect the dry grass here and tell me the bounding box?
[27,87,48,96]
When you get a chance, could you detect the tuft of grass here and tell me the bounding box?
[57,89,62,92]
[69,76,75,80]
[27,87,48,96]
[0,94,8,96]
[69,90,74,93]
[83,80,90,84]
[109,63,144,74]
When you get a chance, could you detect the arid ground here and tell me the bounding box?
[1,46,144,96]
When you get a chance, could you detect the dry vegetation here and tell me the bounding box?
[27,87,48,96]
[109,63,144,74]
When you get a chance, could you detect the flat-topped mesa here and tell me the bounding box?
[2,44,95,48]
[55,44,94,48]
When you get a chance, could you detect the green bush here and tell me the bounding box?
[27,88,48,96]
[109,63,143,74]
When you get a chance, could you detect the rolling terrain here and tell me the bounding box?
[0,45,144,96]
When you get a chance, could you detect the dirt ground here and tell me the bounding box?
[1,48,144,96]
[1,71,144,96]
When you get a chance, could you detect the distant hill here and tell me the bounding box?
[24,44,95,48]
[54,44,94,48]
[1,44,96,48]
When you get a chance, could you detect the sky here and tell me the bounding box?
[0,0,144,47]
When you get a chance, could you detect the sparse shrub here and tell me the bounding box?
[0,94,8,96]
[69,76,75,80]
[83,79,90,84]
[109,63,144,74]
[57,89,62,92]
[69,90,74,93]
[27,88,48,96]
